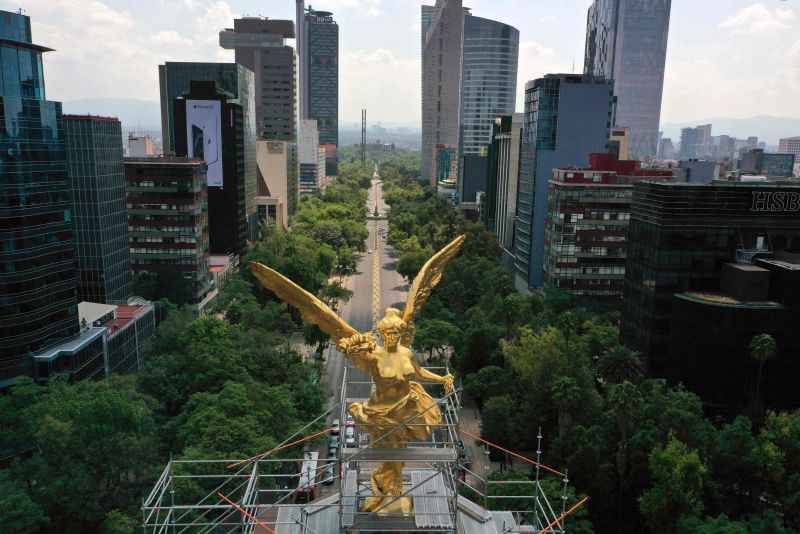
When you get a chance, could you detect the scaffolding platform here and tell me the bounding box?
[141,364,578,533]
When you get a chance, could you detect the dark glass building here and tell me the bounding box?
[0,10,79,382]
[304,8,338,175]
[173,81,248,255]
[623,181,800,410]
[125,157,212,305]
[584,0,671,158]
[739,148,795,178]
[158,63,257,242]
[459,13,518,200]
[514,74,615,291]
[64,115,130,304]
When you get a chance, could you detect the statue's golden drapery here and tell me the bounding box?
[250,235,464,516]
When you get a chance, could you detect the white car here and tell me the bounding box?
[345,426,356,447]
[330,419,340,435]
[345,414,355,427]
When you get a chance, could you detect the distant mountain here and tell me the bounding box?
[61,99,161,131]
[661,115,800,146]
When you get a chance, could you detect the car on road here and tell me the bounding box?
[328,445,337,459]
[331,419,340,435]
[329,435,340,450]
[345,426,356,447]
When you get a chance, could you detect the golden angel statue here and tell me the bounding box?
[250,234,465,516]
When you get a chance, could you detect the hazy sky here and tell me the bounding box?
[4,0,799,126]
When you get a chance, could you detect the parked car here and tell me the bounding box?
[345,414,355,427]
[330,419,340,435]
[322,463,335,485]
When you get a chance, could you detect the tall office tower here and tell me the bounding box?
[584,0,671,158]
[173,81,250,255]
[296,1,307,120]
[483,113,523,257]
[657,137,675,159]
[158,63,257,242]
[421,0,465,186]
[679,124,712,160]
[299,119,322,195]
[64,115,130,304]
[125,157,212,305]
[0,11,80,382]
[715,134,736,161]
[303,7,339,176]
[513,74,615,291]
[459,13,519,165]
[219,18,296,142]
[622,181,800,406]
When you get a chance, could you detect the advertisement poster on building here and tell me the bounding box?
[186,99,222,187]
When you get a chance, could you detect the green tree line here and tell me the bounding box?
[379,154,800,534]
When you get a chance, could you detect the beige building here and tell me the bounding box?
[421,0,464,186]
[255,140,291,229]
[127,134,157,157]
[610,127,630,160]
[779,136,800,156]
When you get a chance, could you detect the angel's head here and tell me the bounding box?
[377,307,406,352]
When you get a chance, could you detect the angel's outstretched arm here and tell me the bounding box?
[336,333,376,373]
[410,357,454,394]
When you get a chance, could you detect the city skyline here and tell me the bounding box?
[7,0,800,126]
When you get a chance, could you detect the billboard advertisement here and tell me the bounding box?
[186,99,222,187]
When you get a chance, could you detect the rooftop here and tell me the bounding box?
[676,292,783,309]
[124,156,206,165]
[63,114,119,123]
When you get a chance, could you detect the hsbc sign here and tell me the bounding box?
[751,191,800,212]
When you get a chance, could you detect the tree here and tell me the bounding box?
[639,435,707,533]
[101,510,138,534]
[597,346,644,385]
[131,269,194,306]
[480,396,518,461]
[749,333,776,411]
[412,319,461,361]
[463,366,512,408]
[16,377,160,532]
[677,514,748,534]
[397,248,431,282]
[0,470,49,533]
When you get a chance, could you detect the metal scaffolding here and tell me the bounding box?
[141,364,579,533]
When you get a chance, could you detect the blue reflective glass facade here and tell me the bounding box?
[64,115,130,304]
[584,0,671,159]
[514,75,614,290]
[0,10,79,381]
[460,15,518,157]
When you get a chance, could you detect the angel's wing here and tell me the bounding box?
[250,262,358,343]
[401,234,465,343]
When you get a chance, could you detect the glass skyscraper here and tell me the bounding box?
[459,14,518,158]
[304,8,338,176]
[584,0,671,159]
[0,10,79,381]
[514,74,615,291]
[64,115,130,304]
